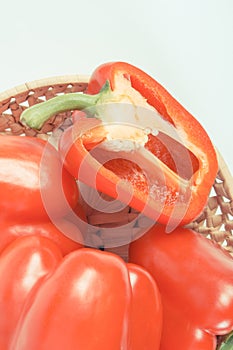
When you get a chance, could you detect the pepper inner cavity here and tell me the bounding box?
[83,125,199,181]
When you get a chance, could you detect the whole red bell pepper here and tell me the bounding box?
[20,61,218,227]
[0,135,79,223]
[0,235,63,349]
[0,218,84,256]
[0,135,86,256]
[129,224,233,350]
[0,236,162,350]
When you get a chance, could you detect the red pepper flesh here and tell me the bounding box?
[18,61,218,227]
[59,62,218,227]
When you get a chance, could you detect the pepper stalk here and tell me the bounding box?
[217,332,233,350]
[20,81,113,130]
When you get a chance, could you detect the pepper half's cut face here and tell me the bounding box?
[20,61,218,228]
[81,62,218,228]
[63,102,202,230]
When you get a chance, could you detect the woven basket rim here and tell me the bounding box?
[217,148,233,196]
[0,74,90,102]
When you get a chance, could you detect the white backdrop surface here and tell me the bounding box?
[1,0,232,173]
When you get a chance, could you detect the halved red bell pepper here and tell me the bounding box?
[20,61,218,227]
[0,236,162,349]
[129,224,233,349]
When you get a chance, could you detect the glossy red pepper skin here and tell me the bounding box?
[0,135,79,223]
[59,62,218,227]
[0,219,84,256]
[127,263,162,349]
[160,297,217,350]
[129,224,233,349]
[0,235,63,350]
[4,243,162,350]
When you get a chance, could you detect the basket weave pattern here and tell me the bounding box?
[0,76,233,256]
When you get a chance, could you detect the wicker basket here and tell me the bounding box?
[0,75,233,258]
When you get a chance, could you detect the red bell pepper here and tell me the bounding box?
[0,135,79,223]
[0,235,63,349]
[20,61,218,227]
[0,135,87,255]
[0,219,84,256]
[0,236,162,349]
[129,224,233,350]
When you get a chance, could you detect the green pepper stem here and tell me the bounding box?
[217,332,233,350]
[20,81,112,130]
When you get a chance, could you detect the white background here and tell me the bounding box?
[0,0,232,173]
